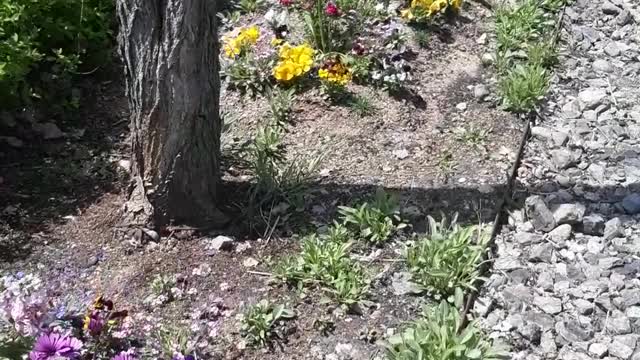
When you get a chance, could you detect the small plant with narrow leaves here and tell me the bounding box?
[339,190,407,245]
[384,289,502,360]
[499,63,549,112]
[239,300,295,346]
[405,215,489,298]
[347,94,377,117]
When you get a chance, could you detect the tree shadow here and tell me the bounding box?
[0,65,128,263]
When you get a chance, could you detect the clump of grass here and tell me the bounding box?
[405,215,489,298]
[413,28,430,48]
[338,189,407,245]
[437,150,455,175]
[498,63,549,112]
[347,94,377,117]
[154,326,194,359]
[384,289,502,360]
[273,232,368,306]
[248,122,323,209]
[239,300,295,347]
[456,126,491,149]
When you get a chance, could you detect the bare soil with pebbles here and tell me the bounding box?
[475,0,640,359]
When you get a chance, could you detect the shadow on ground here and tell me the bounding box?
[0,66,129,263]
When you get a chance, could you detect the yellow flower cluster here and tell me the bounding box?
[401,0,462,20]
[273,43,315,82]
[223,26,260,58]
[318,61,352,86]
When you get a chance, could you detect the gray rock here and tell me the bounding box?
[391,272,422,295]
[540,331,557,354]
[32,122,64,140]
[610,335,637,359]
[556,319,594,344]
[552,203,586,225]
[622,289,640,307]
[550,149,577,170]
[606,310,631,335]
[549,224,572,243]
[0,136,24,148]
[602,1,621,15]
[516,232,544,245]
[531,126,569,146]
[208,235,235,251]
[605,217,624,240]
[537,270,554,291]
[582,214,605,235]
[579,88,608,109]
[605,42,622,57]
[563,99,583,119]
[593,59,614,73]
[494,257,522,271]
[587,238,605,254]
[529,243,554,263]
[622,194,640,214]
[589,342,608,358]
[574,299,594,315]
[526,196,556,232]
[473,84,490,99]
[617,10,632,26]
[599,257,623,269]
[534,295,562,314]
[626,306,640,318]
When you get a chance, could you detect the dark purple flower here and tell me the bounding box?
[83,311,105,336]
[29,332,82,360]
[111,350,138,360]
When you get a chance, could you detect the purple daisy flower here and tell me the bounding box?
[111,350,138,360]
[29,332,82,360]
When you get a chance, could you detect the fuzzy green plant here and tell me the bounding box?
[235,0,266,13]
[405,215,489,298]
[239,300,295,346]
[266,87,295,127]
[338,189,407,245]
[223,55,272,96]
[273,234,368,305]
[384,289,502,360]
[498,63,549,112]
[495,0,549,55]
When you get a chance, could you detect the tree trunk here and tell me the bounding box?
[116,0,225,227]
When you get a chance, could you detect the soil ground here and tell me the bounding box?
[1,2,525,359]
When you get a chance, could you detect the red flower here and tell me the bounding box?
[280,0,293,6]
[325,2,340,16]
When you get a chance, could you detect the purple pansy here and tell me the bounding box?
[29,332,82,360]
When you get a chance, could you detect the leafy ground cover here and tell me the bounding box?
[0,0,561,358]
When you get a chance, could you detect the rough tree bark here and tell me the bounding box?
[116,0,225,227]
